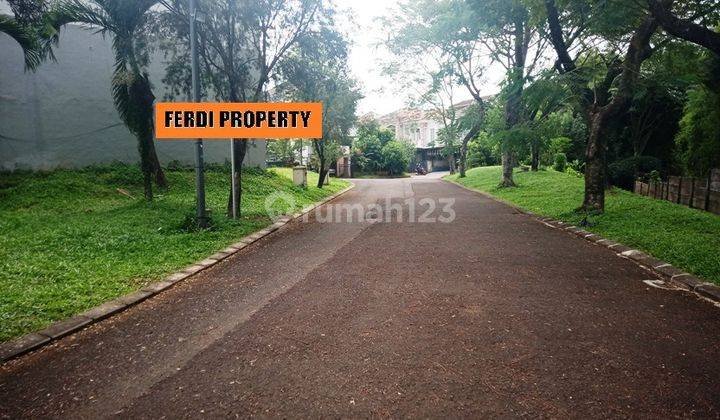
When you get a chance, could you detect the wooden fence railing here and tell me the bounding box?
[634,169,720,215]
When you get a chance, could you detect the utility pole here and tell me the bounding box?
[190,0,208,228]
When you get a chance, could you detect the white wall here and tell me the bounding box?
[0,24,266,171]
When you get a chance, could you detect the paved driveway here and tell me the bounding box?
[2,176,719,418]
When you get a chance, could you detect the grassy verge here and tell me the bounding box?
[0,164,349,342]
[447,166,720,285]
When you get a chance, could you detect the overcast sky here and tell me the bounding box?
[341,0,504,117]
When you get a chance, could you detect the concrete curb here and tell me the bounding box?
[444,178,720,305]
[0,183,356,363]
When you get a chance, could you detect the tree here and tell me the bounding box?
[267,140,301,166]
[354,124,386,174]
[674,54,720,177]
[646,0,720,56]
[467,0,549,186]
[521,74,570,170]
[2,0,72,71]
[385,0,489,180]
[161,0,323,214]
[541,0,663,212]
[381,140,414,176]
[60,0,167,200]
[278,27,360,188]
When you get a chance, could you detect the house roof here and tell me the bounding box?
[374,95,494,126]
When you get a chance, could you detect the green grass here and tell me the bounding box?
[447,166,720,285]
[0,164,348,342]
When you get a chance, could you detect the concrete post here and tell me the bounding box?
[293,166,307,188]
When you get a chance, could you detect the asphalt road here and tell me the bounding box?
[2,175,720,418]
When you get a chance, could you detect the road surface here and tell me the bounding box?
[2,175,720,418]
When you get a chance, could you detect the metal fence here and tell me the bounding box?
[634,169,720,215]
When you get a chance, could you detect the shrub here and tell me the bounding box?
[568,159,584,173]
[381,140,414,176]
[549,137,572,156]
[607,156,662,190]
[646,170,662,183]
[553,153,567,172]
[565,167,583,178]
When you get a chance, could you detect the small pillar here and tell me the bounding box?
[293,166,307,188]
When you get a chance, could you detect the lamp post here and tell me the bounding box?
[190,0,208,228]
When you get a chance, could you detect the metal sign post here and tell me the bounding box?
[230,140,237,219]
[190,0,207,228]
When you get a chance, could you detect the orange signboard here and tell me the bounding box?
[155,102,322,139]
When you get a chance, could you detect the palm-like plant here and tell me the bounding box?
[58,0,167,200]
[2,0,81,70]
[0,14,42,70]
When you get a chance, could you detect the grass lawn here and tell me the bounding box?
[0,164,349,342]
[447,166,720,285]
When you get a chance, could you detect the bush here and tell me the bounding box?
[553,153,567,172]
[381,140,414,176]
[548,137,572,157]
[467,132,500,168]
[565,167,583,178]
[607,156,662,190]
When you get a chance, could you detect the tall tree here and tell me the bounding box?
[542,0,662,212]
[647,0,720,56]
[467,0,549,186]
[278,28,360,188]
[385,0,489,178]
[59,0,167,200]
[161,0,323,215]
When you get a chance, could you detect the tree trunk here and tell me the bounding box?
[227,139,247,217]
[459,123,481,178]
[647,0,720,56]
[132,73,167,189]
[459,145,468,178]
[500,151,516,187]
[531,141,540,171]
[582,111,608,211]
[125,73,158,201]
[499,13,527,188]
[448,153,456,174]
[147,138,167,188]
[317,163,327,189]
[138,131,154,201]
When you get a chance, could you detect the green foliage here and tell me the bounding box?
[0,165,348,341]
[354,120,397,174]
[675,85,720,177]
[448,167,720,285]
[607,156,662,190]
[267,141,301,166]
[467,131,500,168]
[1,0,75,70]
[647,170,662,183]
[549,137,572,157]
[381,140,414,176]
[553,153,567,172]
